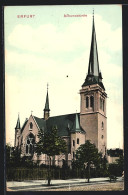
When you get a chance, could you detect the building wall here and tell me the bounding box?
[107,156,119,164]
[80,84,107,153]
[15,128,21,148]
[98,113,107,155]
[80,113,98,147]
[71,132,85,159]
[20,115,39,156]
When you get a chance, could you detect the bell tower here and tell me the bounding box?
[80,11,107,156]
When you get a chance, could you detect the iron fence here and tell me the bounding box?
[6,167,85,181]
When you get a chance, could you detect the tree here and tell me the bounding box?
[35,125,67,185]
[6,144,22,167]
[116,154,124,175]
[75,140,101,183]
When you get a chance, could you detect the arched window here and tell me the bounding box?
[30,122,33,129]
[101,135,104,139]
[21,136,23,145]
[86,96,89,108]
[100,97,102,109]
[26,133,35,155]
[77,138,79,144]
[103,100,104,111]
[102,122,104,130]
[90,96,94,108]
[73,152,75,158]
[73,140,75,147]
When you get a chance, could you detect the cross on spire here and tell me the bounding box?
[47,83,49,91]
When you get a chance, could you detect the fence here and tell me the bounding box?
[6,167,86,181]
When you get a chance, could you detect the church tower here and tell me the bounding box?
[14,114,21,148]
[80,12,107,156]
[44,84,50,120]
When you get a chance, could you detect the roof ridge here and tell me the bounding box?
[48,112,80,118]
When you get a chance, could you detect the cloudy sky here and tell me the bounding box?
[5,5,123,149]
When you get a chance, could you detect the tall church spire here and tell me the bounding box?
[82,10,105,90]
[44,84,50,120]
[88,10,99,76]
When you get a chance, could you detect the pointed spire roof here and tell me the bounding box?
[44,84,50,111]
[15,114,20,129]
[82,10,105,90]
[71,113,81,132]
[88,11,99,77]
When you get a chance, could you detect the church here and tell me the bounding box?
[14,14,107,167]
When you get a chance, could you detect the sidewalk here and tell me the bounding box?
[7,177,123,191]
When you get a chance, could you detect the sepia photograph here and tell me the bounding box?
[4,4,124,191]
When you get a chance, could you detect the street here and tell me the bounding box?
[7,177,124,191]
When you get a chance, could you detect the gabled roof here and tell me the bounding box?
[21,113,85,137]
[34,116,46,130]
[21,118,28,133]
[46,113,85,136]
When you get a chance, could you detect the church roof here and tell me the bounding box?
[34,116,46,130]
[21,118,28,133]
[21,113,85,136]
[45,113,85,136]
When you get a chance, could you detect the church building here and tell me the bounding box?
[14,13,107,167]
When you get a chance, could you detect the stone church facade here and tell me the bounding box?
[14,14,107,167]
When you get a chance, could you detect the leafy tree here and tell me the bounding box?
[108,163,118,177]
[35,125,67,185]
[116,154,124,175]
[95,154,108,177]
[75,140,101,183]
[108,154,124,178]
[6,144,12,168]
[6,144,22,167]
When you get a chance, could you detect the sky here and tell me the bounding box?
[4,5,123,149]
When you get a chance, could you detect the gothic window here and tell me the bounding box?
[103,100,104,111]
[90,96,94,108]
[29,122,33,130]
[26,145,28,153]
[77,138,79,144]
[102,122,104,130]
[73,140,75,147]
[26,133,35,155]
[21,136,23,145]
[100,97,102,109]
[101,135,104,139]
[86,96,89,108]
